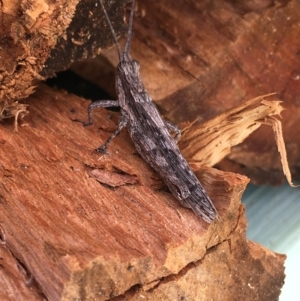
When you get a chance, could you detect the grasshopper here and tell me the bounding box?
[77,0,218,223]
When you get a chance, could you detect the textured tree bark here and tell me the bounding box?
[0,1,289,299]
[0,84,285,300]
[0,0,127,123]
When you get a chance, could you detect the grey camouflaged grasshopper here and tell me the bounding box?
[76,0,219,223]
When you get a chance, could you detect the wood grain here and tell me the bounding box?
[0,84,285,300]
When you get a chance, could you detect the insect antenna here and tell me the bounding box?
[124,0,136,55]
[99,0,123,59]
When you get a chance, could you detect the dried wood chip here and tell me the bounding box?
[89,169,139,187]
[179,94,294,186]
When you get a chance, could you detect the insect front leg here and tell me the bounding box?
[73,100,120,126]
[164,120,181,142]
[96,112,129,153]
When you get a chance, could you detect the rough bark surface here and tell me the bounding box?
[0,0,127,122]
[0,84,285,300]
[113,209,286,301]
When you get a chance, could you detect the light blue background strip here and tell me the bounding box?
[242,184,300,301]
